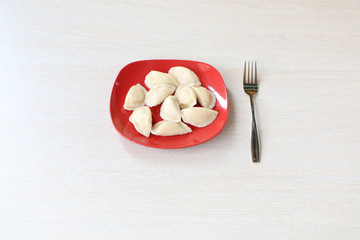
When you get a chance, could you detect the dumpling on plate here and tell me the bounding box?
[129,106,152,137]
[181,107,218,127]
[175,85,197,109]
[145,84,176,107]
[160,96,181,122]
[168,66,201,86]
[192,86,216,109]
[124,84,147,110]
[145,70,179,89]
[151,121,192,136]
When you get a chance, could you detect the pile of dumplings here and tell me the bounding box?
[124,66,218,137]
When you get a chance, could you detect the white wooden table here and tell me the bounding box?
[1,1,360,239]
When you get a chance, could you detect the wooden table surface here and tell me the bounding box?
[1,1,360,239]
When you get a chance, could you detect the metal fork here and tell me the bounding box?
[243,61,260,162]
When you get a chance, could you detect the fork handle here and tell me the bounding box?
[250,96,260,162]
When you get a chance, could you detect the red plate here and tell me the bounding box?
[110,59,228,149]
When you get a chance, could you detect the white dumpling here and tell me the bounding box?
[145,70,179,88]
[168,66,201,86]
[181,107,218,127]
[124,84,147,110]
[145,84,176,107]
[129,106,152,137]
[160,96,181,122]
[151,121,192,136]
[175,85,197,109]
[192,86,216,109]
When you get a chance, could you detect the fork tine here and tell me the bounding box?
[251,61,254,84]
[247,61,250,84]
[254,61,257,84]
[243,61,246,84]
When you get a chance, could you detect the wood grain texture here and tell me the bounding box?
[1,0,360,239]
